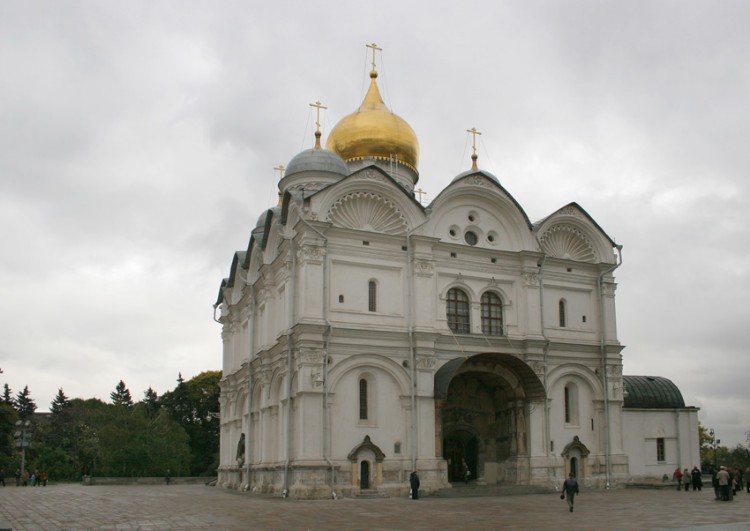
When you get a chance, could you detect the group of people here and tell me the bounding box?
[711,465,748,501]
[673,464,750,501]
[0,468,49,487]
[672,466,704,491]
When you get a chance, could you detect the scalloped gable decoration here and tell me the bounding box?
[539,224,597,262]
[326,191,408,235]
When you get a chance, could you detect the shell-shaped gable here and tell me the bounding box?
[534,203,618,264]
[307,165,426,234]
[539,225,597,262]
[327,191,407,235]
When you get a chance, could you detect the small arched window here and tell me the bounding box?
[368,280,377,312]
[359,378,368,420]
[481,291,504,336]
[564,382,579,425]
[447,288,470,334]
[559,299,567,328]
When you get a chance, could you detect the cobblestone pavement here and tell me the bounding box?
[1,484,749,531]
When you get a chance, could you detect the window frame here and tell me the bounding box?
[359,378,368,420]
[368,279,377,312]
[559,299,567,328]
[480,291,504,336]
[656,437,665,462]
[446,288,471,334]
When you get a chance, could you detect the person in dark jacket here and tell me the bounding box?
[409,471,420,500]
[561,473,580,512]
[691,466,702,491]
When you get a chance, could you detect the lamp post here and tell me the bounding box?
[14,420,33,477]
[709,428,720,470]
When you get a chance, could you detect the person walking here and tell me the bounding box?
[683,468,690,491]
[561,473,580,512]
[716,466,730,501]
[409,471,420,500]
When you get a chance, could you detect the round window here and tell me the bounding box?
[465,231,478,246]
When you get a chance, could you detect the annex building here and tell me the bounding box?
[215,49,699,499]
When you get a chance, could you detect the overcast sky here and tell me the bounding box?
[1,1,748,448]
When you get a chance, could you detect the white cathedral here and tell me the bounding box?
[215,50,699,499]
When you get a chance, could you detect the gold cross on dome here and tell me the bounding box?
[467,127,482,170]
[309,101,327,148]
[366,42,382,71]
[467,127,482,155]
[274,164,285,179]
[309,101,327,133]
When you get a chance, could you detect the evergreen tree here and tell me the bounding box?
[2,383,13,406]
[141,387,160,417]
[51,387,72,415]
[110,380,134,409]
[15,385,37,419]
[0,402,18,469]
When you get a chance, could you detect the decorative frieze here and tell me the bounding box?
[467,175,488,186]
[530,361,546,376]
[601,281,617,296]
[299,348,324,364]
[297,245,326,265]
[414,260,434,276]
[358,168,387,182]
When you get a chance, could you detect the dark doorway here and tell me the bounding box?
[444,430,479,482]
[570,457,578,478]
[360,461,370,490]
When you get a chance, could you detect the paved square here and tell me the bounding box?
[1,484,749,530]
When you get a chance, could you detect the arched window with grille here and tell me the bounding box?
[368,280,377,312]
[559,299,567,328]
[481,291,504,336]
[447,288,470,334]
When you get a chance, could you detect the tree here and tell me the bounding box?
[141,387,160,417]
[15,385,37,419]
[97,404,190,477]
[2,383,13,406]
[51,388,72,416]
[161,371,221,475]
[110,380,134,409]
[0,402,18,471]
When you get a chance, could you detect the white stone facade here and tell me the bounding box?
[215,82,698,500]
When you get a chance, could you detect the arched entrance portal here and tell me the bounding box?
[435,354,546,485]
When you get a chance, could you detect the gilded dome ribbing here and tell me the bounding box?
[326,71,419,171]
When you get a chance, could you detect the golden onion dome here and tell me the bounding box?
[326,70,419,171]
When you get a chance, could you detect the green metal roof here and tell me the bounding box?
[623,375,685,409]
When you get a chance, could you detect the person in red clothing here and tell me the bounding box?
[673,467,683,491]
